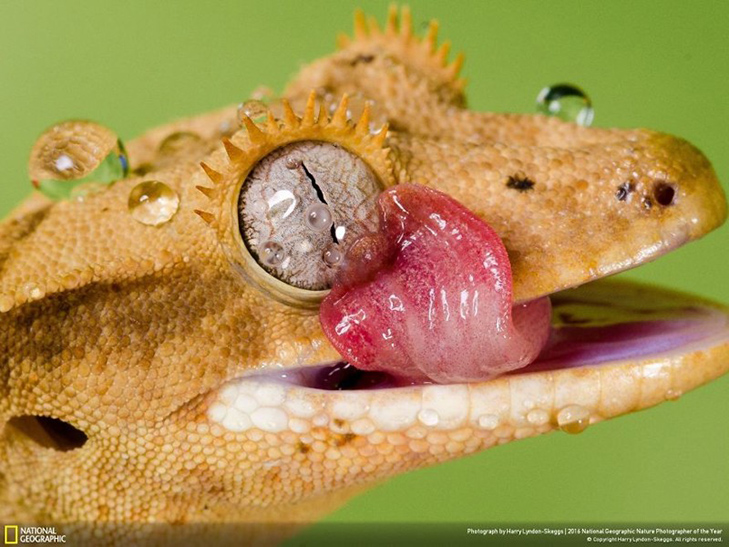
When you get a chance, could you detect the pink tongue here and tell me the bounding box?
[320,184,552,384]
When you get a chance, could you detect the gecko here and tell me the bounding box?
[1,5,727,546]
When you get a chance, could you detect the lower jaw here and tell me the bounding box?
[206,278,729,435]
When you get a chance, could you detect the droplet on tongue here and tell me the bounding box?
[319,184,551,384]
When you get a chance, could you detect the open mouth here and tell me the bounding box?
[206,184,729,438]
[206,280,729,438]
[224,280,729,391]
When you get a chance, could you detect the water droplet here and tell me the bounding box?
[536,84,594,126]
[305,203,333,232]
[158,131,203,156]
[418,409,440,426]
[219,119,235,136]
[478,414,499,430]
[334,225,347,241]
[260,241,285,267]
[557,405,591,434]
[322,245,342,267]
[666,389,682,401]
[285,157,301,170]
[128,181,179,226]
[238,100,268,124]
[29,120,128,200]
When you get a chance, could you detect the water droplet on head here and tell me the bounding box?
[29,120,128,200]
[556,405,591,434]
[128,181,179,226]
[536,84,594,127]
[218,119,235,137]
[158,131,203,157]
[260,241,285,267]
[237,99,268,124]
[322,245,342,267]
[305,203,333,232]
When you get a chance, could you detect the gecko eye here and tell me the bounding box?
[238,141,381,290]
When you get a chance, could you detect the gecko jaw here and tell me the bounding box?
[205,280,729,439]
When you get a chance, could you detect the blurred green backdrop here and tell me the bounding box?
[1,0,727,538]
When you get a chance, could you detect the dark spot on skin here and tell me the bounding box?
[642,196,653,210]
[297,442,310,454]
[101,207,109,213]
[506,175,535,192]
[110,283,122,293]
[334,433,357,447]
[616,182,635,201]
[653,181,677,206]
[333,418,345,428]
[351,54,375,66]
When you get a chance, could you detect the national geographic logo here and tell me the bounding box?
[3,526,66,544]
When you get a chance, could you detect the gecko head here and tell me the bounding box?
[0,6,727,532]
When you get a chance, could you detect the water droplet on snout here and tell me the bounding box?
[557,405,591,434]
[29,120,128,200]
[536,84,594,126]
[260,241,285,267]
[305,203,333,232]
[128,181,179,226]
[323,245,342,267]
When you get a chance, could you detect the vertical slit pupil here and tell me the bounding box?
[302,162,338,243]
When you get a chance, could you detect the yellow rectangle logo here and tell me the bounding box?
[4,524,19,544]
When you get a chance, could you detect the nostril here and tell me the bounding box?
[653,181,677,206]
[6,415,88,452]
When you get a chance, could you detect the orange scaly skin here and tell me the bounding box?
[0,7,727,545]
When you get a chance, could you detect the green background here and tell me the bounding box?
[1,0,727,536]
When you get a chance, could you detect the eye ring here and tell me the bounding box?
[194,91,393,308]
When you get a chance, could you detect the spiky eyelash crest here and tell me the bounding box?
[337,5,466,93]
[193,91,392,308]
